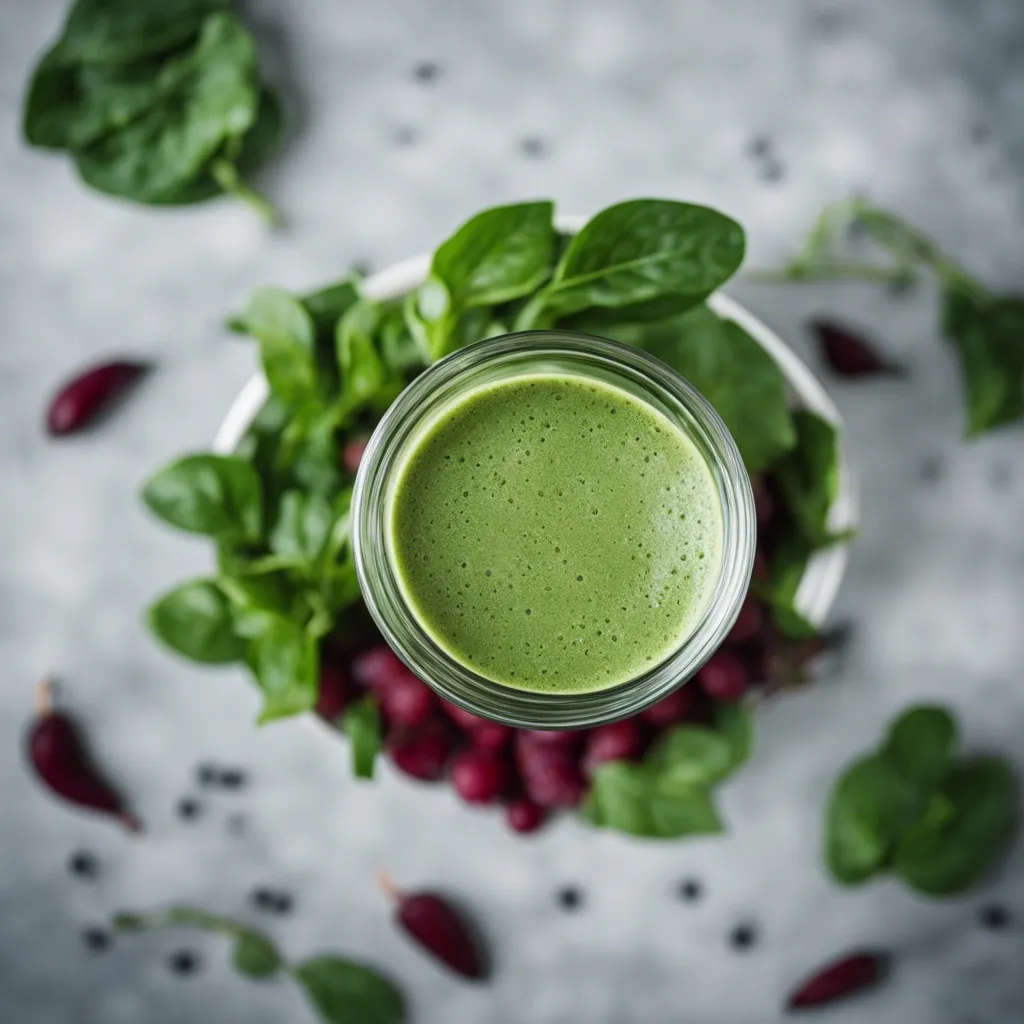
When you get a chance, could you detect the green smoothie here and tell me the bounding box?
[388,374,723,694]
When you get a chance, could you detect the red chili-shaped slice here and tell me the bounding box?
[786,950,888,1010]
[46,360,149,436]
[27,681,141,831]
[378,872,487,980]
[810,319,907,379]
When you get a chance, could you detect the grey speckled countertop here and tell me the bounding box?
[1,1,1023,1022]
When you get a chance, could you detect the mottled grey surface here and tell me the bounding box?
[2,0,1024,1021]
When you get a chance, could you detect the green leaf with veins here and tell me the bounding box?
[894,758,1015,896]
[604,305,795,472]
[248,614,320,722]
[825,753,922,885]
[882,706,958,792]
[142,454,262,543]
[336,300,388,415]
[772,411,842,548]
[342,696,382,779]
[942,288,1024,437]
[294,955,405,1024]
[56,0,231,65]
[270,490,336,565]
[518,199,744,328]
[645,725,735,786]
[73,13,260,205]
[148,578,246,664]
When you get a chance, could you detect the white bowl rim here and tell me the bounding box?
[214,214,857,627]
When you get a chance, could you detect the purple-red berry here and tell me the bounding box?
[387,720,453,781]
[581,720,644,777]
[506,797,546,834]
[641,686,699,728]
[450,748,508,805]
[698,651,750,702]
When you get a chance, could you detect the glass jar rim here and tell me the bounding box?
[352,330,755,729]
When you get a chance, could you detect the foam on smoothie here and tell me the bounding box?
[388,374,723,694]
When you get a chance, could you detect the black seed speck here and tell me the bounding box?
[748,134,773,158]
[979,904,1012,930]
[196,763,218,787]
[760,159,785,183]
[729,923,757,950]
[168,949,202,976]
[919,455,943,484]
[68,850,98,879]
[218,768,247,789]
[519,136,547,159]
[677,878,703,902]
[82,927,111,952]
[412,61,441,83]
[177,797,202,821]
[556,886,583,911]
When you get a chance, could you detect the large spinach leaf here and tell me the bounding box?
[148,578,246,664]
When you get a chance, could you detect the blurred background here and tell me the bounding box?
[1,0,1023,1021]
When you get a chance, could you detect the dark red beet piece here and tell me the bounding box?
[27,682,140,831]
[342,437,369,475]
[506,797,546,834]
[46,360,148,436]
[376,672,437,728]
[698,651,750,702]
[352,646,408,689]
[516,740,585,808]
[750,475,775,530]
[641,685,699,727]
[440,700,490,732]
[450,748,509,805]
[315,665,349,722]
[811,319,907,379]
[752,548,770,584]
[728,597,764,644]
[786,951,888,1010]
[387,720,453,781]
[379,873,486,980]
[581,720,644,777]
[519,729,584,752]
[472,721,513,751]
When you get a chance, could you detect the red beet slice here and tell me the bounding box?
[342,437,369,475]
[46,360,149,436]
[516,738,584,808]
[810,319,907,379]
[378,873,486,980]
[450,748,509,805]
[471,721,513,751]
[506,797,546,834]
[581,720,644,777]
[440,700,490,732]
[314,665,349,722]
[519,729,584,751]
[27,682,140,831]
[786,950,888,1010]
[697,651,750,702]
[641,686,699,727]
[376,672,437,728]
[728,597,764,644]
[387,720,453,781]
[352,646,408,689]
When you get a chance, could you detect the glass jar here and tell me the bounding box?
[352,331,755,729]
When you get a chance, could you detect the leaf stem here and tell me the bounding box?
[210,159,280,227]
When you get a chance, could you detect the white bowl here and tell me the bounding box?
[214,215,857,628]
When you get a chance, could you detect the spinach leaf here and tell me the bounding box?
[148,578,246,664]
[608,305,795,472]
[248,614,320,722]
[73,13,259,204]
[432,200,555,308]
[291,417,343,497]
[894,758,1015,896]
[23,49,179,150]
[342,695,382,779]
[518,199,744,327]
[269,490,335,565]
[142,454,261,542]
[645,725,735,786]
[56,0,230,65]
[233,931,284,979]
[336,300,388,416]
[713,702,755,771]
[772,411,841,548]
[584,762,723,839]
[882,705,957,792]
[825,753,919,885]
[760,533,819,640]
[378,302,424,376]
[240,286,319,408]
[302,277,362,339]
[942,288,1024,437]
[293,955,405,1024]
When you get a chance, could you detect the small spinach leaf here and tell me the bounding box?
[269,490,335,565]
[241,286,320,408]
[336,300,388,416]
[942,288,1024,437]
[646,725,734,787]
[248,614,320,722]
[883,705,957,792]
[520,199,744,327]
[342,696,382,779]
[142,454,262,542]
[293,955,405,1024]
[772,410,842,548]
[148,578,246,664]
[233,931,284,979]
[894,758,1015,896]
